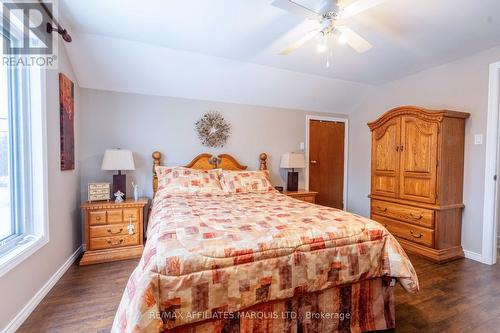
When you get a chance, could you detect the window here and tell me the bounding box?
[0,9,48,276]
[0,35,10,242]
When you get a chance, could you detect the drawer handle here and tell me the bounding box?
[409,230,423,238]
[409,213,423,220]
[96,216,101,221]
[107,228,123,234]
[107,239,124,246]
[376,207,388,213]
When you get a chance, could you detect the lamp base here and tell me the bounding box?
[113,173,126,199]
[286,171,299,191]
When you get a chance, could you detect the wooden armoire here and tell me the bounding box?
[368,106,470,263]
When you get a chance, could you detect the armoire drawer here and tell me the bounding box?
[372,214,434,248]
[371,199,434,228]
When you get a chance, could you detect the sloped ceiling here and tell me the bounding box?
[60,0,500,111]
[64,33,372,113]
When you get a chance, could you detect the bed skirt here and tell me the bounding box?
[164,277,395,333]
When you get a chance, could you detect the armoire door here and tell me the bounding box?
[399,116,438,203]
[309,120,345,209]
[371,117,400,198]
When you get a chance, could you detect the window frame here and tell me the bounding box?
[0,32,16,245]
[0,13,49,276]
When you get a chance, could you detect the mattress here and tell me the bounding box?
[112,191,418,332]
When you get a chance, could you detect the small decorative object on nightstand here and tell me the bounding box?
[80,198,148,265]
[114,190,124,203]
[101,149,135,199]
[283,189,318,204]
[88,182,110,202]
[280,153,305,191]
[132,181,139,201]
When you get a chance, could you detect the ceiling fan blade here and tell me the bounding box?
[340,0,387,19]
[336,26,372,53]
[279,29,321,55]
[271,0,321,20]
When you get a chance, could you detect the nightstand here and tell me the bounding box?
[80,198,148,265]
[282,189,318,204]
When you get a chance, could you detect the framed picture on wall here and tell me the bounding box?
[59,73,75,171]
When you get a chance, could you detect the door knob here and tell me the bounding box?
[310,160,317,164]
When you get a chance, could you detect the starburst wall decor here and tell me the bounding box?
[195,111,231,148]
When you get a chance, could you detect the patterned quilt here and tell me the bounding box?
[112,191,418,333]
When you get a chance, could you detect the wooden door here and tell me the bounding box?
[399,116,438,203]
[371,117,401,198]
[309,120,345,209]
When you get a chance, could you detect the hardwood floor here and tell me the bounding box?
[393,255,500,333]
[18,257,138,333]
[18,255,500,332]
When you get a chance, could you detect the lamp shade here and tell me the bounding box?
[280,153,305,169]
[101,149,135,171]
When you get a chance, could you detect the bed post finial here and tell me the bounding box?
[259,153,267,170]
[152,151,162,196]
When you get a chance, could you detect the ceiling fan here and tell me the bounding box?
[272,0,386,63]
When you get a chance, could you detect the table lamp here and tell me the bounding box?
[101,149,135,199]
[280,152,305,191]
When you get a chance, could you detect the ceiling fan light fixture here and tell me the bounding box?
[316,31,328,53]
[338,32,349,45]
[316,42,327,53]
[274,0,380,56]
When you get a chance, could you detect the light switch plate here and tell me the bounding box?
[299,142,305,150]
[474,134,483,145]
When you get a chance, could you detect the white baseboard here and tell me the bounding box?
[1,246,83,333]
[464,250,488,264]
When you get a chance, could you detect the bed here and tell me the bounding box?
[111,152,418,333]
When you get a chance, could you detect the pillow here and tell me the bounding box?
[155,166,224,194]
[220,170,274,193]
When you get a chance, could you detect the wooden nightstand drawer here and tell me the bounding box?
[107,209,123,223]
[90,234,139,251]
[283,190,318,204]
[123,208,139,222]
[297,195,315,203]
[89,223,138,238]
[89,211,106,225]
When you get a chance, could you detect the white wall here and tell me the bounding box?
[79,88,346,200]
[348,45,500,255]
[0,42,81,330]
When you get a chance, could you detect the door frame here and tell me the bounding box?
[305,115,349,210]
[482,61,500,265]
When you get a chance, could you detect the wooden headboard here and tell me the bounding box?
[152,152,268,196]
